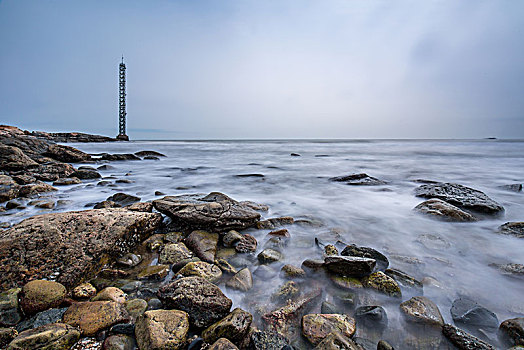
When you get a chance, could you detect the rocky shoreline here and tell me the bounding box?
[1,125,523,350]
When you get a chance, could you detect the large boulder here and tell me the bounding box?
[153,192,261,231]
[157,277,232,328]
[0,175,19,202]
[62,301,129,336]
[414,182,504,214]
[18,181,57,197]
[0,208,161,290]
[414,199,478,222]
[6,323,80,350]
[135,310,189,350]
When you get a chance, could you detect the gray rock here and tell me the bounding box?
[385,268,423,290]
[414,182,504,214]
[489,263,524,278]
[257,248,283,264]
[498,222,524,238]
[341,244,388,270]
[451,298,499,332]
[16,308,67,332]
[442,323,495,350]
[253,265,278,280]
[414,199,477,222]
[324,256,376,277]
[320,301,339,315]
[201,308,253,344]
[159,242,193,265]
[330,173,387,186]
[499,184,522,192]
[354,306,388,329]
[0,288,22,327]
[225,268,253,292]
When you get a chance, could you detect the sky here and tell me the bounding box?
[0,0,523,139]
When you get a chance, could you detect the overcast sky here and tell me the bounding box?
[0,1,523,139]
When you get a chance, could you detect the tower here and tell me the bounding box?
[116,56,129,141]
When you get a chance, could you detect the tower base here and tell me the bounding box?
[116,134,129,141]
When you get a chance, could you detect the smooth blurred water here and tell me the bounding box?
[3,139,524,345]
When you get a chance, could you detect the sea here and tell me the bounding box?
[3,139,524,345]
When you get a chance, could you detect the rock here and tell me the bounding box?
[72,283,97,300]
[354,306,388,329]
[0,208,161,290]
[0,144,39,171]
[135,309,189,350]
[202,308,253,344]
[126,201,153,212]
[0,288,22,327]
[32,163,76,182]
[0,175,20,202]
[184,230,219,263]
[258,248,283,264]
[209,337,239,350]
[100,153,140,161]
[499,318,524,346]
[116,253,142,267]
[107,192,140,206]
[490,263,524,278]
[271,281,300,302]
[92,287,126,304]
[137,265,170,281]
[223,230,243,247]
[153,192,261,231]
[94,200,120,209]
[15,307,67,332]
[71,168,101,179]
[414,182,504,214]
[330,173,386,186]
[377,340,394,350]
[414,199,477,222]
[18,181,57,197]
[43,143,91,163]
[62,301,129,336]
[6,199,24,209]
[450,297,499,332]
[159,242,194,265]
[11,175,36,185]
[253,265,278,280]
[102,334,136,350]
[314,332,364,350]
[328,274,363,290]
[124,298,148,321]
[158,277,232,328]
[225,268,253,292]
[235,234,257,253]
[323,245,338,257]
[6,323,80,350]
[442,323,495,350]
[281,264,306,279]
[19,280,66,315]
[172,257,201,273]
[341,244,389,270]
[291,153,301,156]
[302,314,356,346]
[302,259,325,273]
[164,231,185,243]
[135,150,166,158]
[249,331,289,350]
[178,261,223,283]
[0,328,17,348]
[500,184,522,192]
[400,296,444,326]
[324,256,376,277]
[29,199,55,209]
[361,272,401,297]
[256,216,294,229]
[215,259,238,275]
[498,222,524,238]
[110,323,135,335]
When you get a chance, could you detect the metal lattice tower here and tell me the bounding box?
[117,56,129,141]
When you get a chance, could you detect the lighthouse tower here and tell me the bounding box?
[116,56,129,141]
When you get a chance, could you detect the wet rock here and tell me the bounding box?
[314,332,364,350]
[164,231,185,243]
[0,288,22,327]
[153,192,261,231]
[0,144,39,171]
[0,327,17,348]
[11,175,36,185]
[94,200,120,209]
[384,268,423,290]
[302,259,325,272]
[451,297,499,332]
[71,168,101,180]
[269,228,290,238]
[442,323,495,350]
[92,287,126,304]
[377,340,394,350]
[400,296,444,326]
[19,280,66,315]
[159,242,193,265]
[499,318,524,346]
[18,181,57,197]
[330,173,386,186]
[257,248,283,264]
[223,230,242,247]
[500,183,522,192]
[256,216,294,229]
[53,177,82,186]
[107,192,140,206]
[216,247,237,260]
[137,265,170,281]
[324,256,376,277]
[126,201,153,212]
[281,264,306,279]
[135,309,189,350]
[271,281,300,302]
[202,308,253,344]
[249,331,289,350]
[328,274,363,290]
[354,306,388,329]
[302,314,356,346]
[15,307,67,332]
[117,253,142,267]
[414,198,478,222]
[134,150,166,158]
[178,261,223,283]
[414,182,504,214]
[235,234,258,253]
[0,175,20,202]
[361,272,401,297]
[100,153,140,161]
[215,259,237,275]
[253,265,278,280]
[158,276,232,328]
[6,199,24,209]
[147,298,162,311]
[0,208,161,290]
[63,301,129,336]
[28,199,55,209]
[102,334,136,350]
[341,244,388,271]
[226,268,253,292]
[72,283,97,300]
[323,244,338,257]
[6,323,80,350]
[498,222,524,238]
[185,230,219,263]
[415,233,451,250]
[209,337,239,350]
[124,298,148,321]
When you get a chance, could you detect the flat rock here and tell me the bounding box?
[184,230,219,263]
[414,199,478,222]
[19,280,66,315]
[324,256,376,277]
[159,242,193,265]
[100,153,141,161]
[135,309,189,350]
[451,297,499,332]
[302,314,356,346]
[341,244,389,270]
[6,323,80,350]
[442,323,495,350]
[499,318,524,347]
[62,301,129,336]
[71,169,101,179]
[225,268,253,292]
[202,308,253,344]
[330,173,387,186]
[0,208,161,290]
[400,296,444,326]
[384,268,423,290]
[158,276,232,328]
[414,182,504,214]
[362,271,401,298]
[153,192,261,231]
[498,222,524,238]
[178,261,223,283]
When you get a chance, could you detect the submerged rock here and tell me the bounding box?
[489,263,524,278]
[135,309,189,350]
[301,314,356,346]
[499,183,522,192]
[442,323,495,350]
[153,192,261,231]
[330,173,387,186]
[414,199,477,222]
[414,182,504,214]
[281,264,306,279]
[451,298,499,332]
[0,208,161,290]
[400,296,444,326]
[354,306,388,329]
[6,323,80,350]
[498,222,524,238]
[258,248,283,264]
[225,268,253,292]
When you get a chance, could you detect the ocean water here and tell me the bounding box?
[3,139,524,346]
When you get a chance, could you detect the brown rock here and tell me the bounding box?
[225,268,253,292]
[0,145,38,171]
[62,301,129,336]
[302,314,356,346]
[158,242,193,265]
[19,280,66,315]
[72,283,97,300]
[184,230,219,263]
[209,338,239,350]
[202,308,253,344]
[499,318,524,346]
[6,323,80,350]
[18,181,57,197]
[235,234,257,253]
[442,323,495,350]
[314,332,364,350]
[178,261,223,283]
[137,265,170,281]
[92,287,126,304]
[126,201,153,212]
[0,175,20,202]
[414,199,477,222]
[0,327,17,348]
[135,310,189,350]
